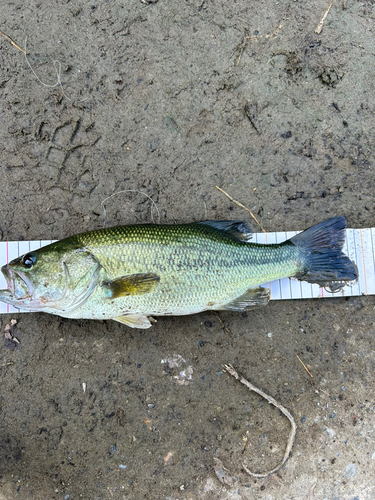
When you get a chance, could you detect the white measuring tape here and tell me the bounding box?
[0,228,373,314]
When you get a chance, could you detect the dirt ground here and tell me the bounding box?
[1,0,375,499]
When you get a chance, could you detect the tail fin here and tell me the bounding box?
[290,216,358,288]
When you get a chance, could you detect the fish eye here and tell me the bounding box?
[21,253,36,269]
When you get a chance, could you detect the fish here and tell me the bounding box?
[0,216,358,329]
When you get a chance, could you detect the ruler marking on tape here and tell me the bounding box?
[360,229,368,295]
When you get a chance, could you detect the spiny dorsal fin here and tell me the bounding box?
[113,313,153,329]
[102,273,160,299]
[198,220,253,242]
[217,286,270,311]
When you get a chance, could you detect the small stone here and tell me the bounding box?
[345,463,357,479]
[323,426,335,438]
[214,457,234,486]
[109,445,116,455]
[281,130,292,139]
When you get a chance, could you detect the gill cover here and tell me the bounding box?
[57,251,101,313]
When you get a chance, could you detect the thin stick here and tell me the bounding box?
[265,23,284,40]
[315,3,333,34]
[215,186,265,232]
[235,24,283,66]
[213,313,232,336]
[0,29,25,53]
[235,37,254,67]
[223,364,296,478]
[101,190,160,227]
[296,355,313,378]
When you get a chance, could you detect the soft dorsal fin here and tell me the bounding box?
[102,273,160,299]
[198,220,253,242]
[216,286,270,311]
[113,313,154,329]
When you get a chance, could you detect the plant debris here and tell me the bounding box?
[223,363,296,478]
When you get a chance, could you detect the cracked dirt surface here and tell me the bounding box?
[0,1,375,499]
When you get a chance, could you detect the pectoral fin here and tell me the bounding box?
[217,286,270,311]
[102,273,160,299]
[113,313,154,329]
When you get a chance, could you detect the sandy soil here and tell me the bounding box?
[1,0,375,498]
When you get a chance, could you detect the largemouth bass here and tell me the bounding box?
[0,217,358,328]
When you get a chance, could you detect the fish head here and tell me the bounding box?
[0,241,101,313]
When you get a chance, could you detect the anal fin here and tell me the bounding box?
[217,286,270,311]
[113,313,154,329]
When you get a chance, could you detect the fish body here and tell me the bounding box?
[0,217,358,328]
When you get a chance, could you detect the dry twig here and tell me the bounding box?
[235,24,283,66]
[215,186,265,232]
[0,29,25,53]
[296,355,313,378]
[214,312,232,336]
[223,363,296,478]
[315,3,333,34]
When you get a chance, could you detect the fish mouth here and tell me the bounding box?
[1,264,35,301]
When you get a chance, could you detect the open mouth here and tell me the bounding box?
[1,264,34,300]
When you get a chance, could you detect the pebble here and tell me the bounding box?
[109,445,116,455]
[119,464,127,470]
[345,463,357,479]
[323,426,335,438]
